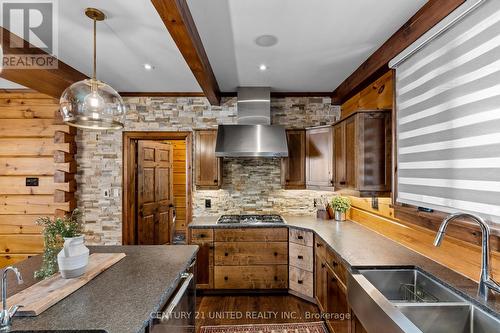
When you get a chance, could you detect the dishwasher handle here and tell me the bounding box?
[162,272,194,320]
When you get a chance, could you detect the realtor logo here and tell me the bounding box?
[0,0,58,69]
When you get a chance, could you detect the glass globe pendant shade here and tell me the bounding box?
[60,78,126,130]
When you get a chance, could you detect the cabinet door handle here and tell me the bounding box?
[339,181,346,185]
[274,252,278,256]
[321,263,326,268]
[224,252,229,256]
[274,276,278,281]
[213,179,218,183]
[297,235,304,240]
[297,280,303,284]
[332,261,338,267]
[224,276,228,281]
[297,255,303,260]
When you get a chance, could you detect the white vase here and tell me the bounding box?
[57,235,89,279]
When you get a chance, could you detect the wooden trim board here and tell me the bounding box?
[7,253,126,316]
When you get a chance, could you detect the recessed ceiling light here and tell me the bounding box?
[143,63,154,71]
[259,64,267,71]
[255,35,278,47]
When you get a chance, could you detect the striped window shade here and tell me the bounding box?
[391,0,500,225]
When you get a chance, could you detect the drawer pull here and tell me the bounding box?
[297,255,303,260]
[297,280,303,284]
[316,243,322,248]
[297,235,304,240]
[209,246,214,250]
[199,234,206,238]
[274,276,278,281]
[214,179,218,183]
[224,252,229,256]
[274,252,278,256]
[224,276,228,281]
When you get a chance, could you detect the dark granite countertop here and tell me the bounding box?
[4,245,198,333]
[190,215,500,316]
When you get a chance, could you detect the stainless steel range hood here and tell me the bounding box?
[215,87,288,157]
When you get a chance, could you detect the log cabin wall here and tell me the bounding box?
[341,71,500,283]
[0,90,76,267]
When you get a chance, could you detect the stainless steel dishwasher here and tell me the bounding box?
[149,259,196,333]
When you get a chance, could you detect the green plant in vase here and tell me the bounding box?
[34,209,84,279]
[331,196,351,221]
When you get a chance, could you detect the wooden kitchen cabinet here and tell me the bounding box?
[195,130,222,190]
[333,110,391,197]
[281,129,306,189]
[189,228,214,289]
[326,265,349,333]
[315,236,350,333]
[213,227,289,290]
[306,126,334,190]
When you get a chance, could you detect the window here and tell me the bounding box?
[391,0,500,225]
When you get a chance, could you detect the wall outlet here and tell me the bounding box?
[313,199,317,207]
[102,189,110,198]
[205,199,211,208]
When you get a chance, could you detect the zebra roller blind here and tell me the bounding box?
[393,0,500,225]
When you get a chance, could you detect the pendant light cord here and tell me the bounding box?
[93,18,97,80]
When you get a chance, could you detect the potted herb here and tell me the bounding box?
[331,196,351,222]
[34,209,88,279]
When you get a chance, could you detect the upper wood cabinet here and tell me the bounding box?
[194,130,222,190]
[281,129,306,189]
[334,110,391,197]
[305,126,334,190]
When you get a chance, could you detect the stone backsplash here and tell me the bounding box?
[75,96,339,245]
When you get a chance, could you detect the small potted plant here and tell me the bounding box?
[35,209,88,279]
[331,196,351,222]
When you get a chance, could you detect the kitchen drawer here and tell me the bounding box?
[314,236,327,260]
[214,228,288,242]
[326,249,347,286]
[289,228,313,247]
[289,266,314,298]
[214,265,288,289]
[214,242,288,265]
[289,242,313,272]
[190,228,213,242]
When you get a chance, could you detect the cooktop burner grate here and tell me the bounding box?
[217,214,284,224]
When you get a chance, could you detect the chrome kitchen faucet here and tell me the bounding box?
[1,266,23,331]
[434,212,500,300]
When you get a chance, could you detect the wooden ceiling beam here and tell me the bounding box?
[0,27,88,99]
[152,0,221,105]
[331,0,465,104]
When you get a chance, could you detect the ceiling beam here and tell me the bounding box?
[331,0,465,104]
[152,0,221,105]
[0,27,88,99]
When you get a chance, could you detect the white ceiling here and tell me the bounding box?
[1,0,427,93]
[187,0,426,92]
[58,0,201,92]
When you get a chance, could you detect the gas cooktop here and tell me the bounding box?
[217,214,285,224]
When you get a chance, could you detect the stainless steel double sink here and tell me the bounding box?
[348,268,500,333]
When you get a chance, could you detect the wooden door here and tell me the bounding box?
[281,129,305,189]
[195,130,222,189]
[315,254,327,311]
[137,141,174,245]
[326,266,350,333]
[306,127,333,190]
[334,122,346,189]
[344,116,357,190]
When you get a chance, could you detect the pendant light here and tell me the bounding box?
[59,8,125,130]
